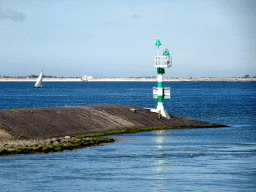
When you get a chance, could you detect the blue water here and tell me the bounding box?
[0,81,255,191]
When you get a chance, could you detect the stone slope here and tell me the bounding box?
[0,104,226,140]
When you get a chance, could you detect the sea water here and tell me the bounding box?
[0,81,255,191]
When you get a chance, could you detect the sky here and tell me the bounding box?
[0,0,255,78]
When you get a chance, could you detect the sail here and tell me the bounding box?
[34,72,43,88]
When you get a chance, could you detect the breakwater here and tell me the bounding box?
[0,104,226,155]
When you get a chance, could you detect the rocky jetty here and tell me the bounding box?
[0,104,227,155]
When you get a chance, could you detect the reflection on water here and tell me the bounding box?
[154,130,167,182]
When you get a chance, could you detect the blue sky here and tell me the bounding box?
[0,0,255,77]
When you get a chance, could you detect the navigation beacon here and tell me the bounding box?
[151,39,172,118]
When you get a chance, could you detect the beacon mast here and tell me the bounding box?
[151,39,172,118]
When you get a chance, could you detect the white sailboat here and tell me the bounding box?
[34,72,43,88]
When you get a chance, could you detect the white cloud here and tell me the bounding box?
[0,7,26,21]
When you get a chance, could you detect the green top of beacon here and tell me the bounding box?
[163,49,170,56]
[155,39,161,46]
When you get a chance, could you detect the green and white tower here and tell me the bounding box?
[151,39,172,118]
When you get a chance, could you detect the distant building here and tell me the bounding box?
[81,75,92,81]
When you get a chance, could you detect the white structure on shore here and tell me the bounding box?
[150,39,172,118]
[81,75,92,81]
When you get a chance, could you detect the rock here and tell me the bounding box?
[64,136,71,139]
[71,137,78,141]
[59,138,66,143]
[53,141,59,145]
[158,112,161,119]
[129,108,136,113]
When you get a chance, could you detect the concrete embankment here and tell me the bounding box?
[0,104,226,155]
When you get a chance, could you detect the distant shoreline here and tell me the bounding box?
[0,77,255,82]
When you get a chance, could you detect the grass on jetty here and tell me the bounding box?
[75,126,192,138]
[10,109,18,112]
[0,137,114,156]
